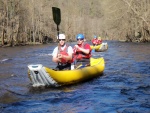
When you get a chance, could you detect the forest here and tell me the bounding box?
[0,0,150,47]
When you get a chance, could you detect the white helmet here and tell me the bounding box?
[57,34,66,39]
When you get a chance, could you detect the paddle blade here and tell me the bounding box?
[52,7,61,25]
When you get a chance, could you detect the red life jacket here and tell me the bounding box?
[92,39,97,45]
[59,45,73,63]
[92,39,100,45]
[97,39,102,45]
[74,43,91,60]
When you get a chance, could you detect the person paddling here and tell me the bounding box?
[92,35,99,46]
[91,35,102,46]
[73,34,92,68]
[52,34,73,70]
[98,36,102,44]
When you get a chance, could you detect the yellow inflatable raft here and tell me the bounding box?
[90,42,108,52]
[28,57,105,87]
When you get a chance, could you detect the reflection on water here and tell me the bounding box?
[0,41,150,113]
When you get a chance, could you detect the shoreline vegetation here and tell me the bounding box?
[0,0,150,47]
[0,39,149,48]
[0,40,150,48]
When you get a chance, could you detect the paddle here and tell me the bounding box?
[52,7,61,55]
[52,7,61,39]
[75,64,84,69]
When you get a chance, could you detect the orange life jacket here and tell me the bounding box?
[59,45,73,63]
[74,43,91,60]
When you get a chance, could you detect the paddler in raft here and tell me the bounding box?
[52,34,74,70]
[73,34,92,68]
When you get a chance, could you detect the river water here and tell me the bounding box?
[0,41,150,113]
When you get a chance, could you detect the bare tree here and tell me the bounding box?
[0,0,149,47]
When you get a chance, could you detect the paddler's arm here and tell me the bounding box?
[52,47,61,63]
[59,46,73,61]
[74,45,90,54]
[52,54,61,63]
[58,53,72,61]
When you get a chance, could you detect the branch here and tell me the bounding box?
[122,0,149,26]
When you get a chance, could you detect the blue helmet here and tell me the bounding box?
[94,35,97,38]
[76,34,84,40]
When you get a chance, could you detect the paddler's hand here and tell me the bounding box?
[57,54,63,59]
[74,45,80,51]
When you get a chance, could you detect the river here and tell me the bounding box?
[0,41,150,113]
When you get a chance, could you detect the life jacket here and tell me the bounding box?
[92,39,99,45]
[97,39,102,45]
[58,45,73,63]
[74,43,91,60]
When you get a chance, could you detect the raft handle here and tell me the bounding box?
[34,71,39,74]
